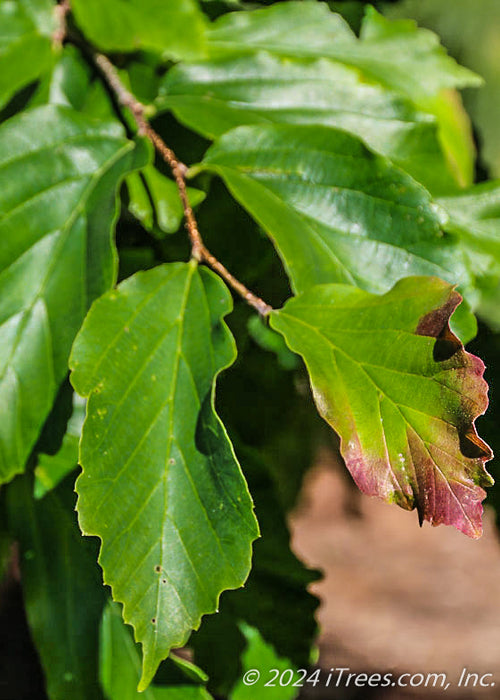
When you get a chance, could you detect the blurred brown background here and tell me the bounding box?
[290,451,500,699]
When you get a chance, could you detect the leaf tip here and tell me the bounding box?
[137,651,157,693]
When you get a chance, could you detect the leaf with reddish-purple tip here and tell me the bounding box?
[270,276,493,538]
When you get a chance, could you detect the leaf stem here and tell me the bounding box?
[92,52,273,316]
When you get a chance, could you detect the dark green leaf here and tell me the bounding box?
[230,624,299,700]
[118,248,157,282]
[217,310,319,510]
[438,182,500,329]
[7,474,106,700]
[35,377,75,456]
[100,601,213,700]
[247,317,299,371]
[29,45,92,111]
[71,0,207,60]
[190,608,246,697]
[192,446,319,695]
[226,446,319,665]
[270,276,493,538]
[34,395,85,499]
[70,262,258,690]
[127,165,205,237]
[0,0,54,111]
[0,105,147,483]
[125,57,164,106]
[438,181,500,270]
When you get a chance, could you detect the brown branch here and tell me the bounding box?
[53,0,71,47]
[93,53,273,317]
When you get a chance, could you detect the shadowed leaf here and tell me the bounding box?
[7,474,106,700]
[191,446,319,696]
[34,394,85,499]
[100,601,213,700]
[230,624,298,700]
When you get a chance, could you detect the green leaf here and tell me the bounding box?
[206,3,480,101]
[34,395,85,499]
[230,624,299,700]
[361,8,478,189]
[35,377,75,456]
[14,0,56,35]
[100,601,213,700]
[225,445,319,666]
[476,287,500,332]
[206,1,356,56]
[215,306,320,511]
[198,124,471,297]
[383,0,500,178]
[71,0,207,60]
[6,474,106,700]
[247,317,299,371]
[419,89,476,191]
[192,180,318,508]
[29,45,92,111]
[438,181,500,268]
[270,277,493,539]
[184,1,478,191]
[0,0,54,110]
[354,7,481,101]
[125,56,164,106]
[437,182,500,328]
[70,262,259,691]
[0,105,147,484]
[162,52,458,193]
[190,607,246,697]
[34,433,78,499]
[127,164,205,237]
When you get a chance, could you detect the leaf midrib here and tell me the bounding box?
[151,262,195,662]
